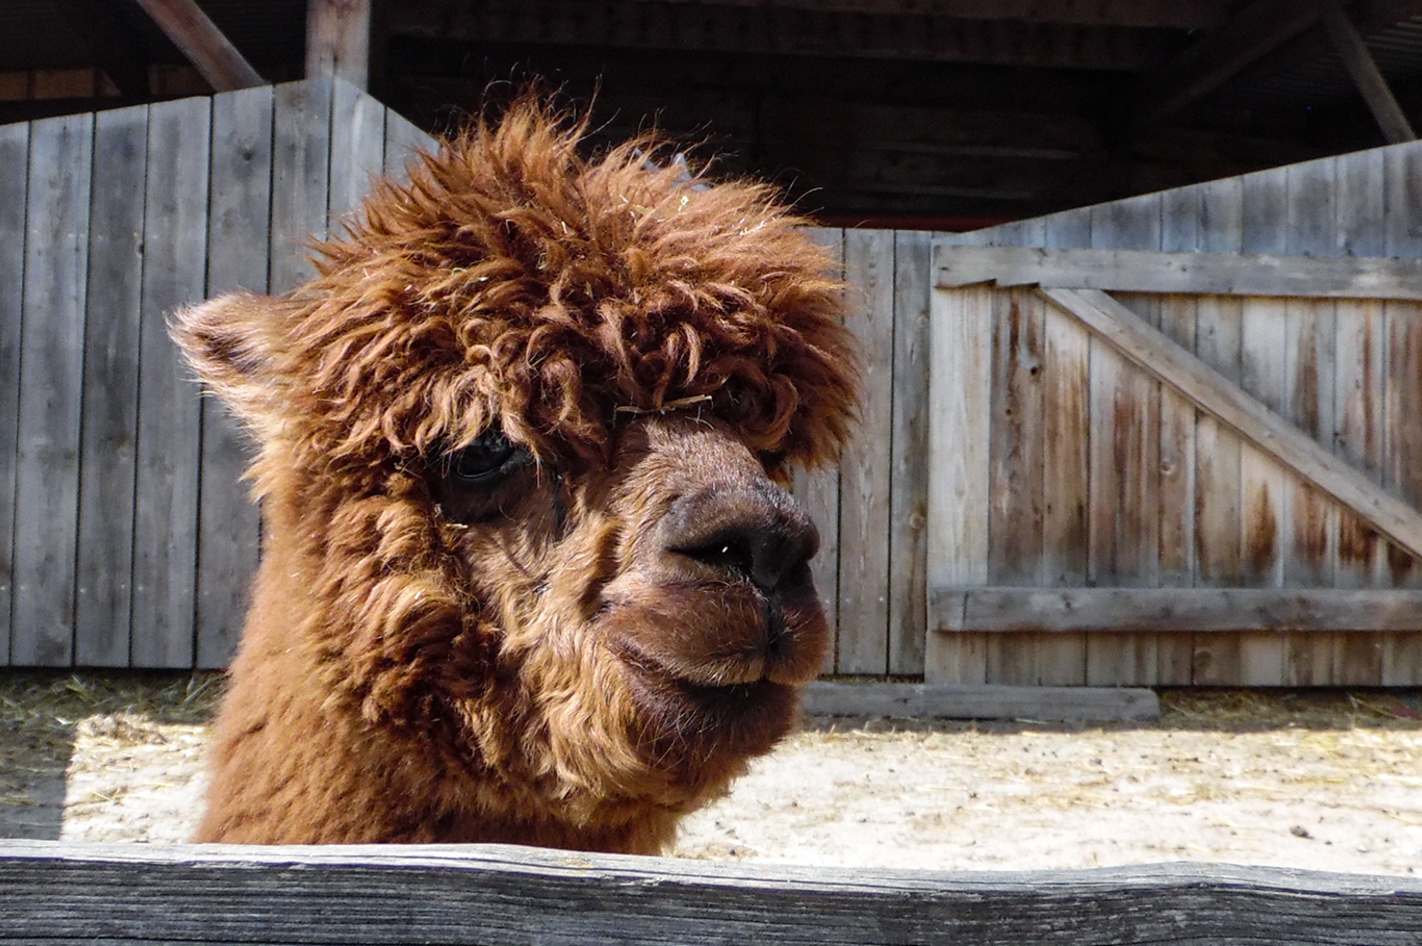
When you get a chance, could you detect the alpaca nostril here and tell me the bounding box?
[664,488,820,593]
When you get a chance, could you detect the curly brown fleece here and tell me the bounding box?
[173,97,858,852]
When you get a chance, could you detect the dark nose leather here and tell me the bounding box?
[660,482,819,593]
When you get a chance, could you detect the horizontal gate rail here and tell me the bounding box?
[936,243,1422,300]
[4,842,1422,945]
[933,587,1422,633]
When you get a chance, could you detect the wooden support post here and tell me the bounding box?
[1320,0,1417,144]
[306,0,372,90]
[134,0,264,92]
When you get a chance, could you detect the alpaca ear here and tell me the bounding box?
[170,291,291,433]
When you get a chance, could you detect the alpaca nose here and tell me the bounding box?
[662,484,819,593]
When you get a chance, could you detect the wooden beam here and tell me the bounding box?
[7,842,1422,944]
[1128,0,1323,132]
[134,0,264,92]
[1040,287,1422,561]
[1320,0,1417,143]
[387,0,1169,71]
[933,587,1422,633]
[614,0,1227,29]
[802,681,1160,721]
[935,244,1422,300]
[306,0,371,89]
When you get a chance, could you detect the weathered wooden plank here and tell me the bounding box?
[1087,196,1160,686]
[935,243,1422,301]
[1190,174,1245,685]
[383,103,436,179]
[270,77,333,294]
[130,95,210,668]
[74,104,147,667]
[134,0,264,91]
[1383,142,1422,684]
[802,681,1159,722]
[837,229,895,675]
[13,113,93,667]
[924,285,992,684]
[6,843,1422,945]
[933,587,1422,633]
[986,288,1044,685]
[1282,157,1339,685]
[1041,288,1422,573]
[1156,186,1201,684]
[796,227,843,675]
[887,230,930,676]
[1035,212,1091,685]
[306,0,372,89]
[0,122,28,663]
[328,78,385,225]
[198,84,272,669]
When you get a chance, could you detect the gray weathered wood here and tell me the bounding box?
[1041,287,1422,565]
[796,228,844,674]
[837,229,895,675]
[0,122,27,662]
[328,78,386,225]
[383,104,436,178]
[198,85,272,669]
[307,0,372,89]
[804,681,1159,722]
[6,842,1422,945]
[130,96,210,668]
[933,587,1422,634]
[936,243,1422,301]
[75,104,147,667]
[13,113,93,667]
[925,283,993,684]
[270,77,333,294]
[888,230,930,675]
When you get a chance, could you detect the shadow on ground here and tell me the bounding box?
[0,671,221,840]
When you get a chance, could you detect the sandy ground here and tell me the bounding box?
[3,673,1421,877]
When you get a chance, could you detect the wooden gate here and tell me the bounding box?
[928,143,1422,687]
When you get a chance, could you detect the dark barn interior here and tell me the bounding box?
[6,1,1422,228]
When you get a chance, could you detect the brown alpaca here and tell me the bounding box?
[172,99,857,853]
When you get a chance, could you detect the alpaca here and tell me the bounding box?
[172,98,857,853]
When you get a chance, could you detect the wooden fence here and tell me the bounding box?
[928,138,1422,687]
[4,842,1421,945]
[0,78,432,670]
[0,78,933,676]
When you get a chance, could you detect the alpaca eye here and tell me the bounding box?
[449,433,521,486]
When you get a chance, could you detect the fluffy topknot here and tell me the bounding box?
[280,96,858,473]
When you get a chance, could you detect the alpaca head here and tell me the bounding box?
[173,98,857,846]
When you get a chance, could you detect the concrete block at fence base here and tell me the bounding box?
[802,682,1161,722]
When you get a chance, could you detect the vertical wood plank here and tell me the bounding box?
[1383,142,1422,684]
[1192,176,1246,685]
[1282,158,1341,685]
[1156,185,1201,685]
[887,230,930,676]
[0,122,28,663]
[383,105,435,180]
[796,227,842,675]
[986,288,1045,685]
[75,105,147,667]
[198,85,273,669]
[130,96,211,668]
[329,79,386,225]
[1234,168,1290,686]
[836,228,895,675]
[13,113,93,666]
[1330,149,1387,683]
[1087,196,1161,685]
[925,284,993,684]
[1036,212,1091,685]
[271,78,333,294]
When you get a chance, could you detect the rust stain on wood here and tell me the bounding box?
[1337,511,1380,567]
[1293,487,1330,571]
[1246,480,1278,578]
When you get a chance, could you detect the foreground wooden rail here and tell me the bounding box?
[4,842,1422,945]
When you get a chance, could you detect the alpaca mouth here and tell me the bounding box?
[612,639,798,739]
